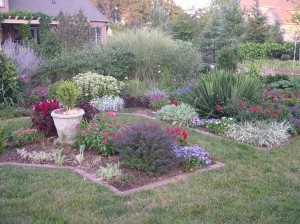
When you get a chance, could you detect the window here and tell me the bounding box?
[91,27,102,45]
[0,0,4,7]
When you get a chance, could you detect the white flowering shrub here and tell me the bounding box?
[92,95,124,112]
[73,71,124,101]
[225,121,291,147]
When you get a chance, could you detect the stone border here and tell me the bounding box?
[125,112,300,151]
[0,162,225,195]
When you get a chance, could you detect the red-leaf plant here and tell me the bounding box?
[31,98,60,137]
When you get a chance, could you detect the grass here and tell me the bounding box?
[1,117,31,137]
[1,113,300,223]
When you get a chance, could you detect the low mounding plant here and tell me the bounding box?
[31,98,60,136]
[73,72,124,101]
[56,81,79,111]
[75,112,118,156]
[225,121,291,147]
[205,117,235,135]
[181,70,260,118]
[95,163,122,180]
[8,128,44,148]
[0,51,22,105]
[156,103,197,126]
[113,122,179,174]
[173,144,212,172]
[0,124,7,153]
[92,95,124,112]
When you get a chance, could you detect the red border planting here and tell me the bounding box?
[0,162,225,195]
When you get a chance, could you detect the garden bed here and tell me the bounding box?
[0,139,223,193]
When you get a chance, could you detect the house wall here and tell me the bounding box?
[90,21,107,44]
[0,0,9,13]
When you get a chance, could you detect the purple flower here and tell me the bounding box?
[173,144,212,165]
[189,117,219,126]
[19,74,30,83]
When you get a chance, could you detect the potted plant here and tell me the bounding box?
[51,81,85,144]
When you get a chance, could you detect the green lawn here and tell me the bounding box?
[1,117,31,137]
[1,114,300,223]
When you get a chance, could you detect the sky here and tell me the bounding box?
[174,0,211,10]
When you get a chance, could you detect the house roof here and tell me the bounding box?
[9,0,110,23]
[240,0,295,10]
[268,8,293,24]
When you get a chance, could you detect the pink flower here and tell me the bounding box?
[107,112,115,117]
[102,130,109,137]
[101,140,107,145]
[216,104,222,111]
[77,130,82,133]
[108,124,112,128]
[84,129,89,133]
[90,123,96,127]
[15,141,19,145]
[75,124,80,129]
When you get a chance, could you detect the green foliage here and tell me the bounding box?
[47,81,63,99]
[56,81,79,111]
[156,103,198,126]
[9,128,45,148]
[0,124,7,153]
[0,106,30,119]
[52,148,66,166]
[148,0,169,30]
[238,42,292,60]
[170,13,195,41]
[95,163,122,180]
[107,29,176,81]
[73,72,124,101]
[216,46,238,71]
[38,47,134,81]
[181,70,260,118]
[0,51,22,106]
[75,113,118,156]
[263,74,290,85]
[205,117,235,135]
[38,30,62,58]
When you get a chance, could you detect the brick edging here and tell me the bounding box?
[0,162,225,195]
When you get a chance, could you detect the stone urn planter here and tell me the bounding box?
[51,108,85,144]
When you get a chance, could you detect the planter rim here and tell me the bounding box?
[51,108,85,119]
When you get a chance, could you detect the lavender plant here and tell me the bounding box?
[189,117,219,127]
[173,144,212,171]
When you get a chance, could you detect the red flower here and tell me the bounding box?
[273,113,277,118]
[75,124,80,129]
[107,112,115,117]
[216,104,222,111]
[90,123,96,127]
[84,129,89,133]
[102,140,107,145]
[181,130,188,140]
[250,107,260,112]
[102,130,109,137]
[77,129,82,133]
[170,98,178,106]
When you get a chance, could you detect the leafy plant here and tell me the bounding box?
[156,103,197,126]
[8,128,44,148]
[47,81,63,99]
[216,46,238,71]
[225,121,291,147]
[165,126,188,145]
[77,100,100,122]
[181,70,260,118]
[17,149,52,163]
[173,144,212,172]
[0,50,22,106]
[113,122,179,174]
[73,72,124,101]
[52,148,66,166]
[0,124,7,153]
[0,106,30,119]
[56,81,79,111]
[95,163,122,180]
[205,117,235,135]
[75,112,118,156]
[31,99,60,136]
[121,94,150,108]
[75,145,85,166]
[92,96,124,112]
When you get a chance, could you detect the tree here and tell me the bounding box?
[148,0,169,30]
[56,10,90,51]
[170,13,196,41]
[268,20,284,44]
[245,0,270,43]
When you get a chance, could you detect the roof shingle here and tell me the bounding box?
[8,0,110,22]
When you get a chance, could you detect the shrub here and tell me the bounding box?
[56,81,79,111]
[31,99,60,136]
[0,51,22,105]
[225,121,291,147]
[92,96,124,112]
[73,72,124,102]
[173,144,212,171]
[181,70,260,118]
[156,103,197,126]
[121,94,150,108]
[281,54,291,61]
[2,39,42,76]
[8,128,44,148]
[113,122,179,174]
[263,74,290,85]
[38,30,62,58]
[38,47,134,82]
[47,81,63,99]
[77,100,100,122]
[216,46,238,71]
[75,112,118,156]
[107,29,176,81]
[0,124,7,153]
